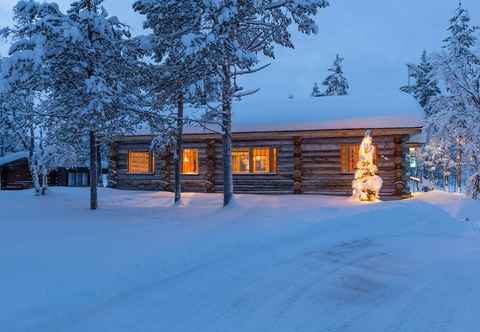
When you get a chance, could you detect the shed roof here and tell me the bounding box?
[0,151,29,167]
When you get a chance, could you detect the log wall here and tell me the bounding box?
[111,130,417,198]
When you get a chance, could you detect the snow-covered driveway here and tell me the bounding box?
[1,188,479,332]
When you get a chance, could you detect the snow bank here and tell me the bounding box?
[1,188,479,332]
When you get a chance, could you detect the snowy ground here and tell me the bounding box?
[1,188,480,332]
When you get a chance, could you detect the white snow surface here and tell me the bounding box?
[0,151,28,167]
[135,92,423,135]
[1,188,479,332]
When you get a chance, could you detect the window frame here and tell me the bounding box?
[232,146,278,175]
[252,147,271,174]
[340,143,378,174]
[232,148,251,174]
[182,148,199,175]
[127,150,155,175]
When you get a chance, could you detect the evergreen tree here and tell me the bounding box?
[352,131,383,201]
[400,51,440,115]
[422,2,480,197]
[311,82,320,97]
[315,54,349,97]
[134,0,329,206]
[2,0,145,205]
[50,0,146,208]
[134,0,218,205]
[443,2,479,60]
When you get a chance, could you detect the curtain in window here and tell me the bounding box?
[128,151,152,174]
[232,149,250,173]
[340,144,377,173]
[253,148,270,173]
[182,149,198,174]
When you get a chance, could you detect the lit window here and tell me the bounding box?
[340,144,377,174]
[231,147,277,174]
[232,149,250,173]
[128,151,154,174]
[182,148,199,174]
[253,147,271,173]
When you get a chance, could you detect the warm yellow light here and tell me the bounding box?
[352,131,383,201]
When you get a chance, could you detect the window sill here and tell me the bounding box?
[233,173,278,176]
[127,172,156,175]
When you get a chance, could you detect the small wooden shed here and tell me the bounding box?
[0,152,32,190]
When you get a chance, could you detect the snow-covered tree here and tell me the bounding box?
[38,0,144,208]
[352,131,383,201]
[400,51,440,115]
[133,0,222,204]
[0,87,28,156]
[142,0,329,206]
[1,1,60,193]
[313,54,349,97]
[422,3,480,196]
[443,2,479,60]
[311,82,320,97]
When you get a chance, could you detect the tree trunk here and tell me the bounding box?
[456,143,462,193]
[174,93,184,205]
[443,172,449,192]
[28,126,41,195]
[471,174,480,200]
[90,130,98,210]
[97,142,102,187]
[222,64,234,206]
[41,172,48,195]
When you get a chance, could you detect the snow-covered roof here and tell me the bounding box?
[0,151,29,167]
[136,92,423,135]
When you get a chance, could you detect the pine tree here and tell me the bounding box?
[443,2,478,59]
[14,0,145,206]
[352,131,383,201]
[422,2,480,197]
[315,54,349,97]
[134,0,219,205]
[135,0,329,206]
[400,51,440,115]
[311,82,320,97]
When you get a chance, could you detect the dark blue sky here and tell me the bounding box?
[1,0,480,123]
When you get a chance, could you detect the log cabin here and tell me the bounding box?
[110,96,423,199]
[0,151,32,190]
[0,151,107,190]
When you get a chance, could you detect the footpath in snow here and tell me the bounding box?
[1,188,479,332]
